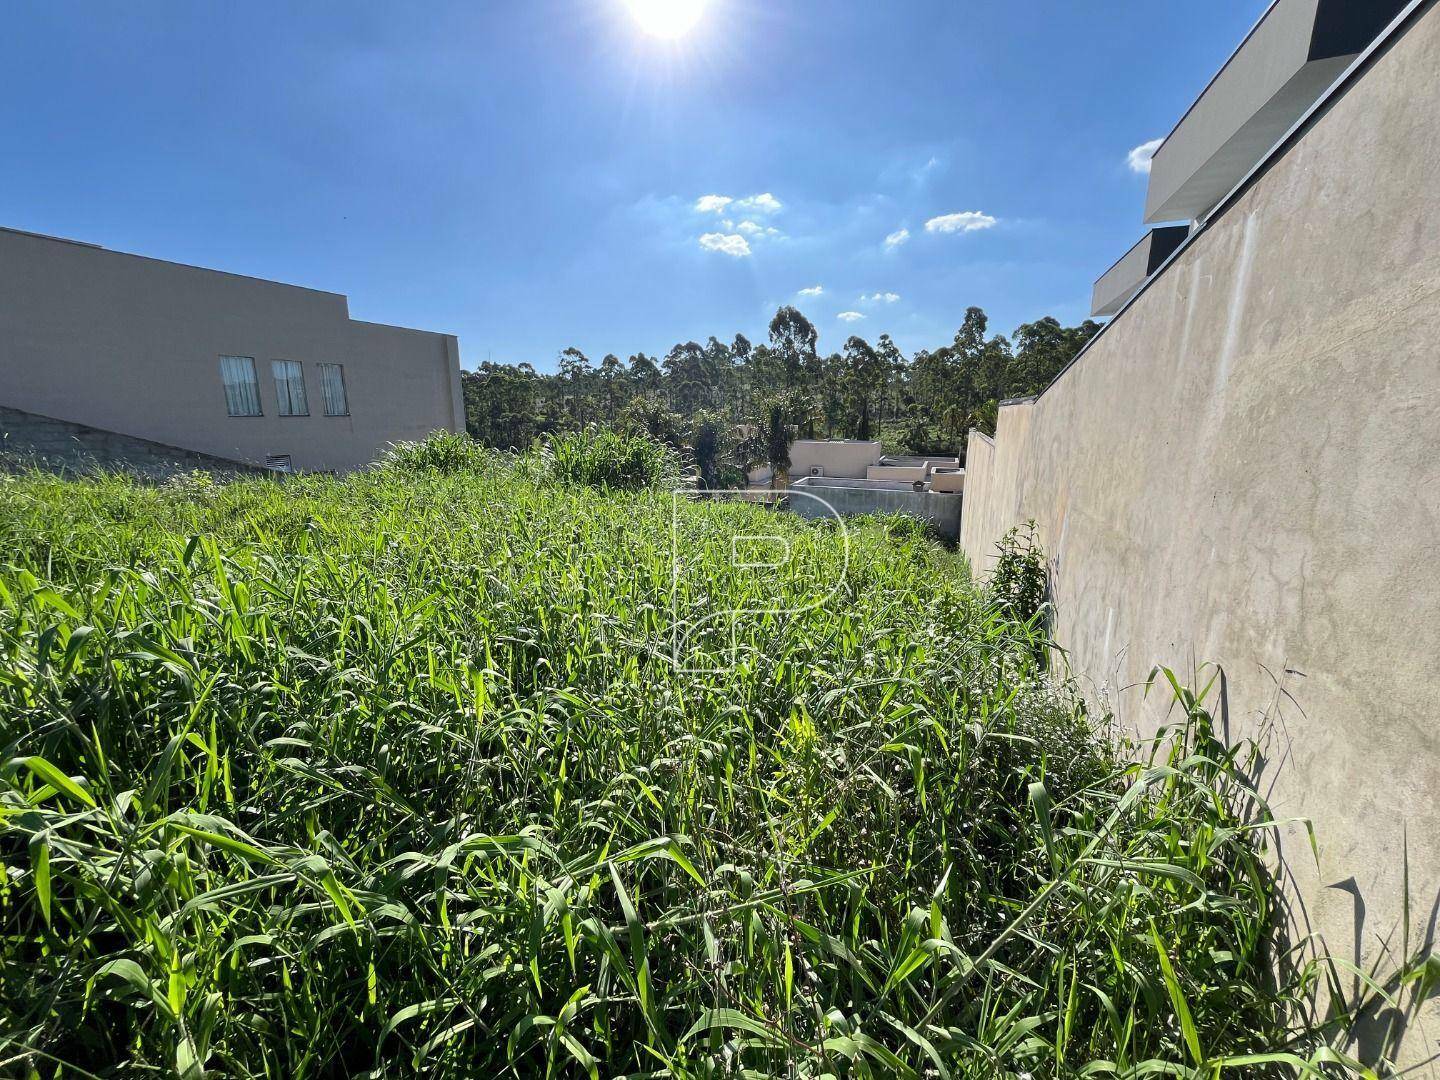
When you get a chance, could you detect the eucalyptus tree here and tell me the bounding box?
[597,353,628,416]
[627,353,665,402]
[842,335,887,440]
[768,306,819,389]
[1007,316,1101,397]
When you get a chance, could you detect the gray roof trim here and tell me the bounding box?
[1151,0,1287,160]
[0,225,103,250]
[1025,0,1432,409]
[1094,229,1160,281]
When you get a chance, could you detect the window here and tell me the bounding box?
[271,360,309,416]
[220,356,262,416]
[318,363,349,416]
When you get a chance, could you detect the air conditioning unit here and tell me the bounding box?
[809,466,824,477]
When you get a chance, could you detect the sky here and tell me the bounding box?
[0,1,1266,372]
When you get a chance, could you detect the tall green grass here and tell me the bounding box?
[0,457,1421,1077]
[542,428,680,492]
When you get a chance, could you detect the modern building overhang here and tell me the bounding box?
[1091,226,1190,317]
[1144,0,1408,224]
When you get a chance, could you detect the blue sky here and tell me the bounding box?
[1,1,1263,371]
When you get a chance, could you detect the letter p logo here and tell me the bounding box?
[668,487,850,674]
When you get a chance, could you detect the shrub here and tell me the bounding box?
[616,394,686,450]
[161,468,219,497]
[375,430,489,474]
[543,427,679,491]
[991,518,1048,623]
[711,462,750,490]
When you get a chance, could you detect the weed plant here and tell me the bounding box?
[0,447,1425,1077]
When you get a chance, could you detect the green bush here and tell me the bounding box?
[544,426,679,491]
[375,430,490,474]
[991,519,1048,623]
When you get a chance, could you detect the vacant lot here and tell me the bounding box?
[0,457,1374,1077]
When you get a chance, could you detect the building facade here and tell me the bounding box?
[0,226,464,473]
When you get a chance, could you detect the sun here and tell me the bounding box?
[622,0,707,38]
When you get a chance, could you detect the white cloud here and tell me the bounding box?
[734,192,782,215]
[925,211,998,235]
[1127,138,1163,175]
[732,220,784,243]
[698,232,752,257]
[862,292,901,304]
[838,311,866,322]
[798,285,824,297]
[695,195,733,213]
[884,228,910,250]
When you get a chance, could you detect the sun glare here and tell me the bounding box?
[622,0,706,38]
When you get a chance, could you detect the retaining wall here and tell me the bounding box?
[789,477,962,539]
[1,406,264,480]
[961,4,1440,1062]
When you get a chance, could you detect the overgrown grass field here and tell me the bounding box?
[0,446,1411,1077]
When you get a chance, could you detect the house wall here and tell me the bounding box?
[788,440,882,479]
[0,227,464,472]
[962,3,1440,1061]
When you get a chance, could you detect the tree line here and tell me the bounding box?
[462,305,1099,486]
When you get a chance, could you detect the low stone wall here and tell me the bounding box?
[0,406,264,480]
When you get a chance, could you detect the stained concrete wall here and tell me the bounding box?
[0,227,465,473]
[963,3,1440,1061]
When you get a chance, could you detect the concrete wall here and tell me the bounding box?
[881,455,962,473]
[789,440,882,479]
[929,469,965,494]
[867,465,927,482]
[0,227,465,472]
[962,4,1440,1061]
[789,477,962,539]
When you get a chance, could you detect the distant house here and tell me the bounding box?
[787,439,884,480]
[0,226,464,473]
[782,440,961,484]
